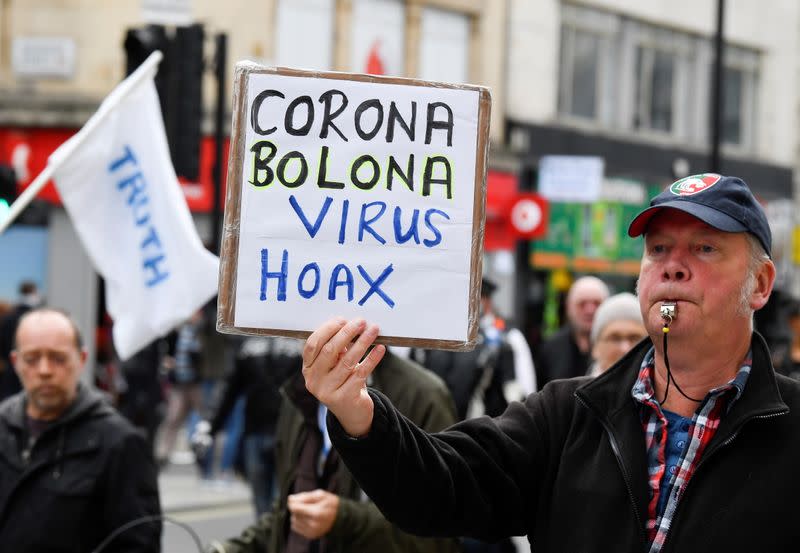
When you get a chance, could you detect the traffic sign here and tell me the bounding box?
[508,193,548,239]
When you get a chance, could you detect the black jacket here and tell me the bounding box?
[210,336,302,436]
[330,332,800,552]
[535,324,589,386]
[0,384,162,552]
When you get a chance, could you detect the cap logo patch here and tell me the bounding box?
[669,174,721,196]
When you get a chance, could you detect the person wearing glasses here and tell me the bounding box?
[588,292,648,376]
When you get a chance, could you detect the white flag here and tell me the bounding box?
[49,55,219,360]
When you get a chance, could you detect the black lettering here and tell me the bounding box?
[285,95,314,136]
[350,155,380,190]
[425,102,454,146]
[319,89,349,141]
[422,156,452,199]
[386,154,414,192]
[386,101,416,142]
[277,151,309,188]
[250,90,285,135]
[354,99,384,141]
[249,140,278,187]
[317,146,345,189]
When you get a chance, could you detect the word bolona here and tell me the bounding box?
[250,89,455,146]
[260,249,395,308]
[249,142,453,199]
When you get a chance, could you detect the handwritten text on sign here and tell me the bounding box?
[234,74,480,342]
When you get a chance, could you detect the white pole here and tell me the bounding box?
[0,51,164,235]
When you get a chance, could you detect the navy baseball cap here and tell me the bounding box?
[628,173,772,257]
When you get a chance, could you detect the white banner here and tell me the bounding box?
[50,63,219,360]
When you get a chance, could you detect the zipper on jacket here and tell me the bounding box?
[575,393,647,548]
[657,409,785,553]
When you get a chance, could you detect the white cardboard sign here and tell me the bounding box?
[218,65,491,349]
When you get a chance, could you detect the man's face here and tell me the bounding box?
[567,284,607,335]
[637,210,758,339]
[11,312,86,421]
[592,319,648,374]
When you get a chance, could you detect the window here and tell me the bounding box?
[418,7,470,84]
[351,0,405,76]
[559,28,601,118]
[721,47,759,148]
[558,6,618,123]
[634,47,676,132]
[275,0,335,70]
[557,5,760,152]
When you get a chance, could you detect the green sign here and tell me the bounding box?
[531,182,660,275]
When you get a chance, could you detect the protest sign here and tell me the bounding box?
[218,63,491,350]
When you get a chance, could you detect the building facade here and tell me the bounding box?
[1,0,798,364]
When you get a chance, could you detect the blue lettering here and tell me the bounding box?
[357,264,395,308]
[260,248,288,301]
[423,208,450,248]
[328,264,354,302]
[393,207,420,245]
[338,199,349,245]
[108,145,173,288]
[143,255,169,287]
[289,195,332,238]
[358,201,387,244]
[117,172,148,207]
[140,226,162,251]
[108,145,138,172]
[298,263,321,298]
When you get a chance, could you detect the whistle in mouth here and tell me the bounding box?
[660,301,677,326]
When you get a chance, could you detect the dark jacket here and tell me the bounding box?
[209,351,461,553]
[0,383,162,552]
[0,304,30,400]
[414,327,516,421]
[535,324,589,386]
[210,336,301,437]
[329,332,800,552]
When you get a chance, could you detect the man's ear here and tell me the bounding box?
[750,260,776,311]
[78,349,88,371]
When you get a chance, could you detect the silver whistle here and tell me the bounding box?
[660,301,677,326]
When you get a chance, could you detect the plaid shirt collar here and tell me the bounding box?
[631,346,751,553]
[632,347,750,408]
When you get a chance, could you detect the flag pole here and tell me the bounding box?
[0,51,164,235]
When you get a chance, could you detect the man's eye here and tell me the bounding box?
[49,354,68,365]
[698,244,715,253]
[650,244,665,254]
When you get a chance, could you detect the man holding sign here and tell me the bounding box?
[299,175,800,552]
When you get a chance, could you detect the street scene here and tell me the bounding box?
[3,0,800,552]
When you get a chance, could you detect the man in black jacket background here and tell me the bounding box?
[0,308,161,552]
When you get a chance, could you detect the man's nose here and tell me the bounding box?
[661,250,691,281]
[34,357,53,376]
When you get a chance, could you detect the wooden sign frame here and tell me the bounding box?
[217,63,491,351]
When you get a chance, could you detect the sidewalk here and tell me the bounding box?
[159,462,252,513]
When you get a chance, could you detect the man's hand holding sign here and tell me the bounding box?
[302,318,384,437]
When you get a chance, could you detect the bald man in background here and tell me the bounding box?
[536,276,609,386]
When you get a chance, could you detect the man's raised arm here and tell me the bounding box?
[302,317,385,437]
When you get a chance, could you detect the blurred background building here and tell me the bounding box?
[1,0,799,367]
